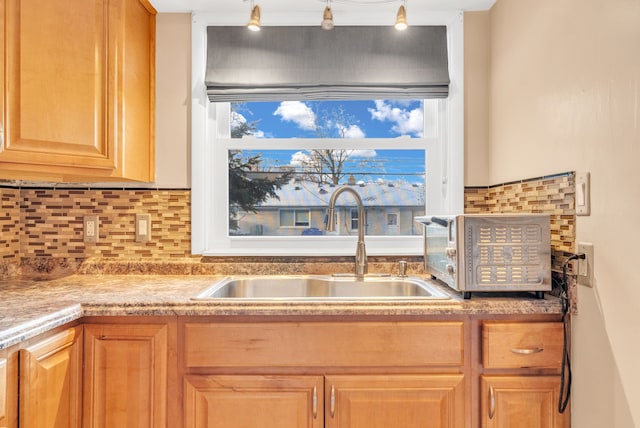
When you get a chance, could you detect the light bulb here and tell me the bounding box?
[247,5,261,32]
[394,5,408,31]
[321,6,334,30]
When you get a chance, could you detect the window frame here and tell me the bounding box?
[191,12,465,256]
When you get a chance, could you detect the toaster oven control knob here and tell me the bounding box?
[446,264,456,275]
[445,247,457,258]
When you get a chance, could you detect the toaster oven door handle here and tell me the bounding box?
[510,347,544,355]
[430,216,450,227]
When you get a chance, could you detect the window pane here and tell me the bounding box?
[228,149,426,237]
[279,210,294,227]
[231,100,425,139]
[294,210,310,227]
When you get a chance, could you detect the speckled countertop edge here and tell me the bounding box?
[0,275,563,349]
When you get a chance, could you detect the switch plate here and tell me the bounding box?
[136,213,151,243]
[83,216,99,243]
[577,242,594,287]
[576,172,591,216]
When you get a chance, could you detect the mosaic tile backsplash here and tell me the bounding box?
[0,172,575,279]
[465,172,576,270]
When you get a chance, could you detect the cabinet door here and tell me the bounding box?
[19,325,83,428]
[325,374,465,428]
[83,324,168,428]
[481,376,569,428]
[0,356,6,428]
[0,0,155,182]
[2,0,113,171]
[184,375,323,428]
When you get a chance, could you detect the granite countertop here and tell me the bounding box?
[0,274,563,350]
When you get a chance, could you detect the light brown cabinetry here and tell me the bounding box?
[479,322,569,428]
[0,0,156,182]
[184,375,324,428]
[19,325,83,428]
[0,353,7,428]
[326,374,465,428]
[480,376,566,428]
[83,323,169,428]
[181,319,466,428]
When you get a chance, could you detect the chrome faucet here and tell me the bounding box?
[326,186,367,279]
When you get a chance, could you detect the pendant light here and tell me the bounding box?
[247,1,261,32]
[394,1,408,31]
[321,1,334,31]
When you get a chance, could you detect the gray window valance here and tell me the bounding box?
[205,26,449,102]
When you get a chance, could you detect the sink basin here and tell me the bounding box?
[193,275,451,301]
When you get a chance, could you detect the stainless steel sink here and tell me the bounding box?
[193,275,451,301]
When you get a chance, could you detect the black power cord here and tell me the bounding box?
[557,253,585,413]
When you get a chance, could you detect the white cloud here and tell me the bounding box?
[340,124,366,139]
[290,151,312,166]
[368,100,424,137]
[350,149,377,158]
[274,101,316,131]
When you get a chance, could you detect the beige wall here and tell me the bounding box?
[155,14,191,188]
[470,0,640,426]
[463,11,491,187]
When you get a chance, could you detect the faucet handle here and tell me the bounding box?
[398,260,408,277]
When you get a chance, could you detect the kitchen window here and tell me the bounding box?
[191,13,464,256]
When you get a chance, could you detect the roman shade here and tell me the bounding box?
[205,26,449,102]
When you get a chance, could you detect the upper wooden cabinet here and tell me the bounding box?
[0,0,156,182]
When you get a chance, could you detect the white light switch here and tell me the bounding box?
[576,172,590,216]
[136,214,151,242]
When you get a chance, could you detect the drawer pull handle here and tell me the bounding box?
[312,385,318,418]
[330,384,336,418]
[489,385,496,419]
[511,347,544,355]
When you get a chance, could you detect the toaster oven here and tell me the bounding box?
[414,214,551,299]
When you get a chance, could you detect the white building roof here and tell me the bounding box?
[258,181,426,208]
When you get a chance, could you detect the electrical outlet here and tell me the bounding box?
[577,242,594,287]
[84,216,99,243]
[135,214,151,243]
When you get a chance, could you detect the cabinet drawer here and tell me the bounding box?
[482,322,563,369]
[184,321,464,369]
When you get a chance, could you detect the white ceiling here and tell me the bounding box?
[149,0,496,21]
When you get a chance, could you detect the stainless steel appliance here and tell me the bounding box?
[414,214,551,299]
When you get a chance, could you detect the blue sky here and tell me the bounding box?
[231,100,426,184]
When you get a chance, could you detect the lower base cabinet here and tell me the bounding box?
[19,325,83,428]
[326,375,465,428]
[184,375,324,428]
[83,323,169,428]
[0,355,8,428]
[183,374,465,428]
[481,376,569,428]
